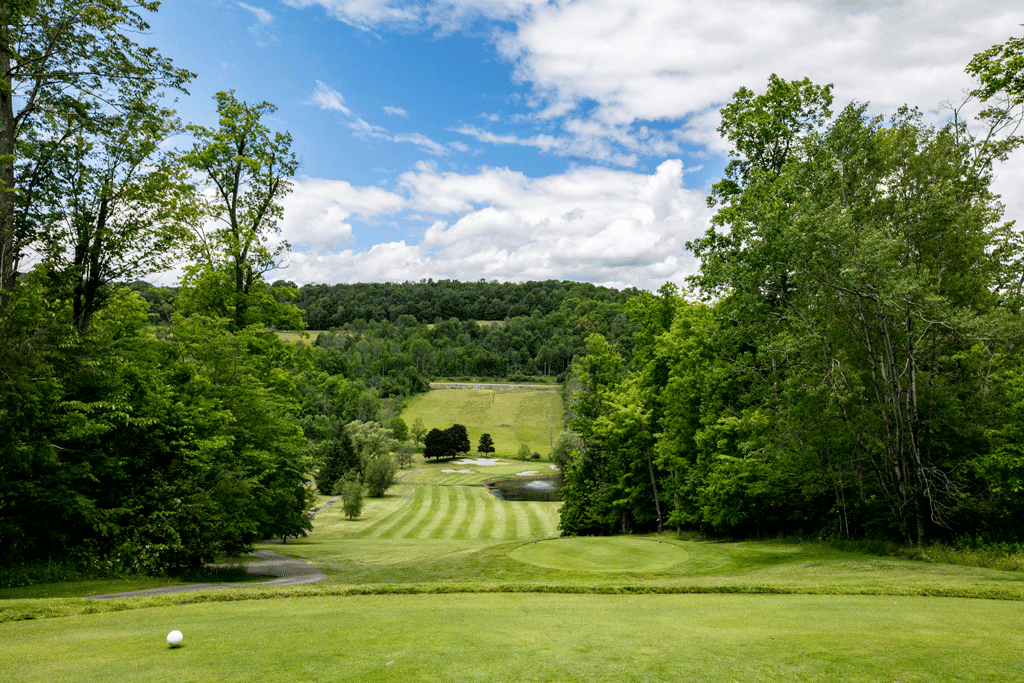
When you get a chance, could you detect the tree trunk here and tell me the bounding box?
[0,21,16,315]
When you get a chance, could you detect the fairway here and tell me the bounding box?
[401,388,562,457]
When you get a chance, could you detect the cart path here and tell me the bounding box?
[85,549,327,599]
[85,474,421,600]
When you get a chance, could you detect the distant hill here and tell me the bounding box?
[287,279,641,328]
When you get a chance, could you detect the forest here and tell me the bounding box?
[558,57,1024,547]
[2,2,1024,585]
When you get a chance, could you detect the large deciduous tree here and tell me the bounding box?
[0,0,192,314]
[179,90,300,331]
[22,95,196,332]
[688,75,1017,545]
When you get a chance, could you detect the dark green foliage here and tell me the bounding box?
[478,433,495,454]
[315,429,358,495]
[557,69,1024,546]
[297,279,639,328]
[387,416,409,442]
[0,278,315,573]
[423,424,470,460]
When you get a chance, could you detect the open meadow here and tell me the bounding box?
[400,388,563,457]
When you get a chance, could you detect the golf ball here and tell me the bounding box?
[167,630,183,647]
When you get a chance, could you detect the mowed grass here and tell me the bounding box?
[3,593,1024,682]
[6,382,1024,681]
[401,453,559,486]
[401,388,562,457]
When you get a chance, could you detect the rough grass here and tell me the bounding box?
[400,388,563,457]
[273,330,322,344]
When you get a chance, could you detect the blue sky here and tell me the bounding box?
[145,0,1024,290]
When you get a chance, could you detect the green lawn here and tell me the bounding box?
[3,593,1023,682]
[401,388,563,457]
[5,388,1024,681]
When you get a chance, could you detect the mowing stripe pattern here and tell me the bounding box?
[356,485,559,541]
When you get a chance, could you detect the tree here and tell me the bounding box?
[0,0,193,314]
[364,454,398,497]
[423,424,471,460]
[423,427,449,460]
[516,443,532,461]
[689,75,1017,545]
[24,95,196,333]
[179,90,300,330]
[340,477,363,519]
[345,419,397,478]
[478,433,495,454]
[387,416,408,443]
[448,424,471,455]
[411,417,427,444]
[314,428,358,495]
[395,440,415,469]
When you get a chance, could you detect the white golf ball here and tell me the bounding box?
[167,630,183,647]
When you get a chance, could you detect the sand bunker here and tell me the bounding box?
[455,458,511,466]
[441,469,476,473]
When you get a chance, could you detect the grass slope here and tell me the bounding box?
[401,388,562,457]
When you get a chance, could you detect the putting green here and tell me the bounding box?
[510,536,688,571]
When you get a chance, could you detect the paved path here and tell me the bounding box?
[85,495,344,600]
[86,549,328,599]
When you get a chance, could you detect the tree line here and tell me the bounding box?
[0,2,314,577]
[558,38,1024,547]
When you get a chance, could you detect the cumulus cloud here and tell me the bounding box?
[275,160,711,290]
[272,0,1024,288]
[279,178,406,250]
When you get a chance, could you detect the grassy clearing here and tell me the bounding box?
[273,330,322,344]
[400,389,562,457]
[3,593,1023,682]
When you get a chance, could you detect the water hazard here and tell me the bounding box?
[487,476,562,502]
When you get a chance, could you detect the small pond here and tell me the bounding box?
[487,475,562,502]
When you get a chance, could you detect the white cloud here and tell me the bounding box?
[280,177,406,250]
[280,0,545,32]
[291,0,1024,170]
[306,81,352,114]
[276,160,711,290]
[274,0,1024,288]
[383,105,409,116]
[237,2,274,25]
[306,83,463,154]
[237,2,278,46]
